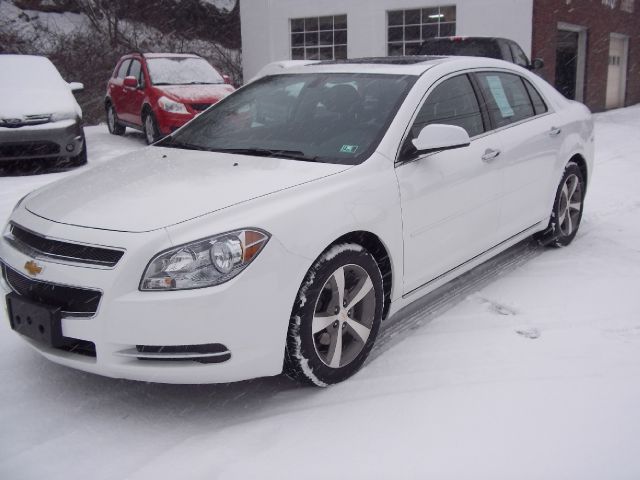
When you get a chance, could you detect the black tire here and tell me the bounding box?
[143,111,159,145]
[285,243,384,386]
[106,103,125,136]
[546,161,586,247]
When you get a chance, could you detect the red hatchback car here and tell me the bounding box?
[105,53,235,144]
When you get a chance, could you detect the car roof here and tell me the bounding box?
[275,55,519,77]
[142,53,201,59]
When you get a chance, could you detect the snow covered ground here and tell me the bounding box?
[1,106,640,479]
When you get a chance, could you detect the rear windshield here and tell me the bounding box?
[420,38,502,59]
[146,57,224,86]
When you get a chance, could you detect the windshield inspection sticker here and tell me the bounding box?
[340,144,359,154]
[486,76,515,118]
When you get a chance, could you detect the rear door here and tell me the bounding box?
[473,71,559,237]
[109,59,131,119]
[395,73,504,294]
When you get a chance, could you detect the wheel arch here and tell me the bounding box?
[568,153,588,190]
[321,230,393,320]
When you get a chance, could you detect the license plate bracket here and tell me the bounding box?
[6,293,64,347]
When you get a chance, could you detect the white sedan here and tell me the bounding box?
[0,56,593,386]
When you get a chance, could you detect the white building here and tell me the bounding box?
[240,0,534,80]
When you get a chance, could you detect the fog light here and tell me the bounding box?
[65,143,75,152]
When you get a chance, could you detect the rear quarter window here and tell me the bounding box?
[475,72,535,128]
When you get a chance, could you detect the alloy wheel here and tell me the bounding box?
[558,173,583,237]
[312,264,376,368]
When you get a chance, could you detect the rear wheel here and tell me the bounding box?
[547,162,585,247]
[143,111,159,144]
[106,104,125,136]
[285,244,384,386]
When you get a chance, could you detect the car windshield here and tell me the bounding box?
[420,38,502,59]
[147,57,224,85]
[159,73,416,165]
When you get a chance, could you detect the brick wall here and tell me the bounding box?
[532,0,640,111]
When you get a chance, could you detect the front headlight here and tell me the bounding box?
[140,229,270,291]
[158,96,189,114]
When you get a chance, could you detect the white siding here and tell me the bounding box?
[240,0,534,80]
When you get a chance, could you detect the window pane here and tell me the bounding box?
[334,45,347,59]
[319,16,333,30]
[405,25,420,41]
[422,24,439,40]
[405,43,422,55]
[422,8,440,23]
[291,18,304,33]
[405,9,420,24]
[476,72,535,128]
[388,10,403,26]
[292,33,304,47]
[388,27,403,42]
[117,60,131,78]
[292,48,304,60]
[334,15,347,29]
[319,31,333,45]
[334,30,347,45]
[388,43,403,56]
[305,32,318,46]
[128,60,141,80]
[412,75,484,138]
[439,23,456,37]
[305,17,318,31]
[523,78,548,115]
[319,47,333,60]
[440,6,456,22]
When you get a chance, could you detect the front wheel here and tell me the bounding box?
[285,244,384,386]
[547,162,586,247]
[143,111,160,145]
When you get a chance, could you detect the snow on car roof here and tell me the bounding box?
[142,53,201,59]
[0,54,66,88]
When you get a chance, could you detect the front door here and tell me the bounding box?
[120,59,146,126]
[395,73,503,295]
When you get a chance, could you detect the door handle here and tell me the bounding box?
[481,148,501,162]
[549,126,562,137]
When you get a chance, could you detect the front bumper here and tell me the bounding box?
[0,209,307,384]
[154,109,195,136]
[0,119,84,161]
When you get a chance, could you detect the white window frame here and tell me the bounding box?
[289,15,347,61]
[386,5,457,57]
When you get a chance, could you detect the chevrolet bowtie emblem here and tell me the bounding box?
[24,260,43,276]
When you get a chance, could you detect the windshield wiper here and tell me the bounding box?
[159,139,209,151]
[209,148,319,162]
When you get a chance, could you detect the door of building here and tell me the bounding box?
[605,35,629,109]
[555,25,586,102]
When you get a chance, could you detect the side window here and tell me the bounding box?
[523,78,548,115]
[411,74,485,139]
[509,42,530,68]
[475,72,534,128]
[128,60,142,85]
[116,59,131,79]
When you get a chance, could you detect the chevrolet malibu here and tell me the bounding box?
[0,56,593,386]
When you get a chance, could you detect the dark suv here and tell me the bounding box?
[105,53,235,144]
[420,36,544,70]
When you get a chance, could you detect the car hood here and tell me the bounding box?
[24,147,350,232]
[154,84,235,104]
[0,87,78,119]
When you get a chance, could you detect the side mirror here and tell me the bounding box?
[222,74,232,85]
[123,76,138,88]
[530,58,545,70]
[411,124,471,155]
[69,82,84,92]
